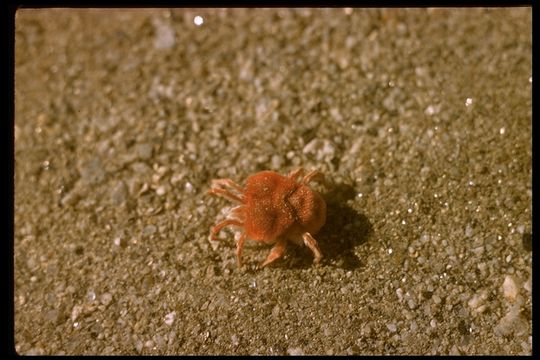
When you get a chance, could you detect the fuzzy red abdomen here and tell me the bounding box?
[243,171,296,242]
[286,185,326,236]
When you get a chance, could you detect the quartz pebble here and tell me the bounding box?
[164,311,176,326]
[523,276,532,293]
[468,291,488,313]
[502,275,520,301]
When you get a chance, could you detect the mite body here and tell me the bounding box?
[208,168,327,268]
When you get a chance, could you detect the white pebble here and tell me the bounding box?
[271,154,282,169]
[465,224,473,237]
[494,305,527,337]
[71,305,83,321]
[396,288,404,301]
[153,19,175,50]
[100,293,113,306]
[523,276,532,293]
[164,311,176,326]
[302,138,335,161]
[194,15,204,26]
[184,182,194,193]
[468,291,488,312]
[330,107,343,122]
[502,275,520,301]
[424,104,440,116]
[287,347,304,356]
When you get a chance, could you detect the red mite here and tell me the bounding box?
[207,168,327,268]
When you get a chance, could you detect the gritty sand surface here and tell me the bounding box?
[14,8,532,355]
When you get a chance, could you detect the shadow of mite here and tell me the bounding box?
[283,183,373,270]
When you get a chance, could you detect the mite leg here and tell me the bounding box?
[210,219,243,241]
[288,168,305,181]
[229,205,246,222]
[259,238,288,268]
[207,188,243,204]
[302,232,323,264]
[236,232,247,268]
[301,169,327,187]
[211,178,244,194]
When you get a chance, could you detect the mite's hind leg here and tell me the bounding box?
[301,232,323,264]
[259,238,288,268]
[236,232,247,268]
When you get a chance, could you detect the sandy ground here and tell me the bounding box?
[14,8,531,355]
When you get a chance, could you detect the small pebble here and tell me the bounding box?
[110,181,128,205]
[522,233,532,252]
[100,293,113,306]
[164,311,176,326]
[494,306,527,337]
[271,154,282,169]
[468,291,488,312]
[79,157,106,185]
[136,143,153,160]
[135,340,143,353]
[45,309,60,324]
[153,19,175,50]
[302,138,335,161]
[61,189,81,207]
[502,275,520,301]
[465,224,473,237]
[185,182,194,193]
[449,345,461,355]
[523,276,532,293]
[287,347,304,355]
[143,225,157,236]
